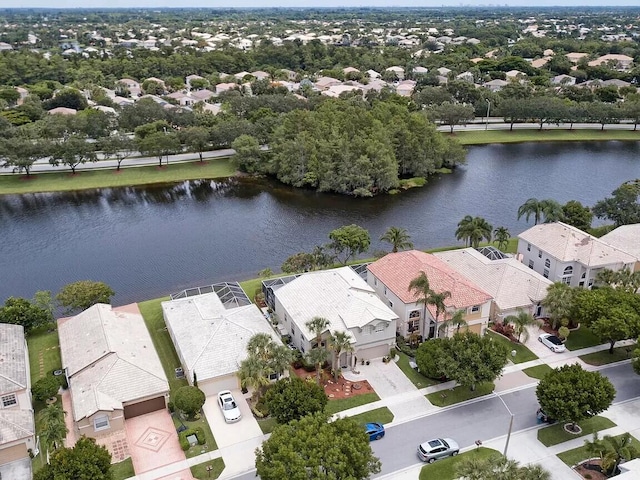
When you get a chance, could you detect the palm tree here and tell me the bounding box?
[456,215,492,249]
[429,291,451,338]
[246,333,275,363]
[238,355,270,402]
[517,198,544,225]
[541,282,575,330]
[38,403,68,453]
[306,347,329,384]
[539,199,564,223]
[456,455,551,480]
[504,309,539,343]
[599,433,638,475]
[380,226,413,253]
[305,316,330,349]
[493,226,511,251]
[438,309,466,337]
[268,344,294,380]
[328,331,354,380]
[409,272,435,338]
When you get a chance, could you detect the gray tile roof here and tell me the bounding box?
[0,324,27,395]
[600,224,640,261]
[518,222,637,267]
[162,293,281,382]
[58,304,169,421]
[434,248,552,311]
[0,410,34,446]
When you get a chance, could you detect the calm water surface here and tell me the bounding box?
[1,141,639,305]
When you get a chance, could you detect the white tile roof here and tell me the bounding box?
[162,293,280,382]
[600,224,640,260]
[275,267,398,342]
[0,410,34,445]
[0,324,27,395]
[518,222,637,267]
[434,248,552,311]
[58,304,169,421]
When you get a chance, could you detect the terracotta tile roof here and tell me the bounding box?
[367,251,492,313]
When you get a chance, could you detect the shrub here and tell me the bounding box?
[389,347,397,359]
[167,401,175,413]
[173,386,205,418]
[32,376,60,402]
[255,398,270,417]
[178,427,205,450]
[178,433,190,451]
[264,377,328,424]
[415,339,448,379]
[194,426,205,445]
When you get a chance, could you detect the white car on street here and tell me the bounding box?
[538,333,566,353]
[217,390,242,423]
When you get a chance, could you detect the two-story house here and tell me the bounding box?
[272,266,398,364]
[517,222,637,288]
[367,250,492,339]
[0,324,35,476]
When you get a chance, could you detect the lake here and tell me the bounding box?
[1,140,639,306]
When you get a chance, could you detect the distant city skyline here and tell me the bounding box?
[1,0,639,9]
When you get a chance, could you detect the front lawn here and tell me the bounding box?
[172,412,218,457]
[426,382,494,407]
[396,352,441,388]
[564,327,601,351]
[486,330,538,364]
[523,364,553,380]
[579,345,634,366]
[537,416,616,447]
[418,447,502,480]
[26,325,62,384]
[111,458,135,480]
[257,417,279,434]
[557,434,640,467]
[191,458,225,480]
[347,407,394,425]
[138,298,188,393]
[325,392,380,415]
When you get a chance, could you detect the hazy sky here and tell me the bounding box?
[2,1,639,8]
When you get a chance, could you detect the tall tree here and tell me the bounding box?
[541,282,575,330]
[456,215,493,248]
[438,309,467,337]
[517,198,544,225]
[456,454,551,480]
[49,134,97,174]
[380,226,413,253]
[593,180,640,227]
[328,330,354,380]
[536,364,615,432]
[38,404,68,453]
[409,271,437,337]
[328,224,371,265]
[255,413,381,480]
[305,316,330,383]
[264,377,328,424]
[180,126,211,162]
[34,437,111,480]
[561,200,593,231]
[0,297,51,332]
[137,130,181,167]
[493,226,511,251]
[98,133,137,171]
[55,280,115,314]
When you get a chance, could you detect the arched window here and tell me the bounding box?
[409,310,421,318]
[563,266,573,276]
[545,259,551,268]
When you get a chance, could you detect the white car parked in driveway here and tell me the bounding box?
[538,333,566,353]
[217,390,242,423]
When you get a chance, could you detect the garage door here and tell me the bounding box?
[0,443,27,464]
[124,396,166,419]
[200,375,240,397]
[356,344,389,360]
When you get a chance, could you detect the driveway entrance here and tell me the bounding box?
[202,389,263,449]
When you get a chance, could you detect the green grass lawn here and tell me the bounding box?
[26,325,62,384]
[419,447,502,480]
[557,434,640,467]
[579,345,634,366]
[396,352,441,388]
[137,298,188,393]
[426,382,494,407]
[523,364,553,380]
[564,326,602,351]
[111,458,135,480]
[325,392,380,415]
[190,458,225,480]
[486,330,538,364]
[0,158,236,195]
[347,407,394,425]
[454,129,640,146]
[537,416,616,447]
[172,413,218,457]
[257,416,279,434]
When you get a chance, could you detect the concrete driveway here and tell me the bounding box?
[125,409,192,478]
[0,457,31,480]
[202,389,263,449]
[522,326,584,369]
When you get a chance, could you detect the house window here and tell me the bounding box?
[388,301,393,308]
[563,266,573,275]
[528,260,534,269]
[409,310,420,318]
[538,250,542,258]
[545,259,550,268]
[383,287,387,295]
[374,278,377,286]
[1,394,17,408]
[470,305,480,313]
[543,269,549,278]
[268,372,278,381]
[375,323,385,333]
[562,276,572,285]
[94,415,110,431]
[407,319,419,332]
[527,243,531,252]
[291,324,296,335]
